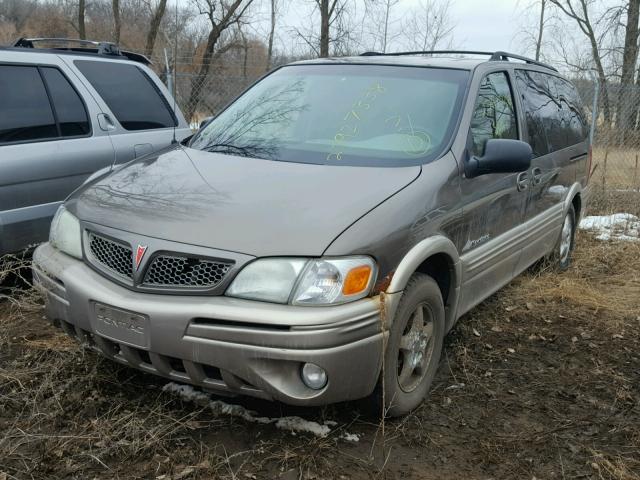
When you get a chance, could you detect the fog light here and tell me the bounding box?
[301,363,328,390]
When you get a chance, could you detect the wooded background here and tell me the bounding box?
[1,0,640,208]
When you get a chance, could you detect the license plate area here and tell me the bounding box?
[92,302,150,348]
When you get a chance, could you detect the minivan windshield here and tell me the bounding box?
[189,64,469,167]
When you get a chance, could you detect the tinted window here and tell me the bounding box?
[554,76,588,145]
[469,72,518,156]
[515,70,586,156]
[0,65,57,143]
[41,67,90,137]
[75,60,176,131]
[190,65,469,167]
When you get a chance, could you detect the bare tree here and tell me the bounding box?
[144,0,168,57]
[367,0,401,53]
[78,0,86,39]
[402,0,455,51]
[112,0,121,43]
[549,0,611,124]
[535,0,546,61]
[318,0,339,57]
[267,0,277,68]
[617,0,640,133]
[290,0,356,57]
[184,0,255,122]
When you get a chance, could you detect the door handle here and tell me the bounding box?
[516,171,529,191]
[532,167,543,186]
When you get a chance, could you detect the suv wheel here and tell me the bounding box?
[556,204,576,271]
[377,273,445,417]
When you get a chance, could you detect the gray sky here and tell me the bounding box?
[276,0,524,54]
[182,0,529,56]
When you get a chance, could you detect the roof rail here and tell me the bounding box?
[359,49,558,72]
[11,37,151,65]
[489,51,557,72]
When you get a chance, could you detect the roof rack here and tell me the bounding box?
[11,37,151,65]
[360,49,558,72]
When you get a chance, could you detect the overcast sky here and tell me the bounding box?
[273,0,525,54]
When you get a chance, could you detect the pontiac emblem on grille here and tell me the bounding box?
[134,245,148,270]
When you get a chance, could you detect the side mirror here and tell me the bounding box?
[466,139,532,178]
[199,116,213,130]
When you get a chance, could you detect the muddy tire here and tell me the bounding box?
[376,273,445,417]
[554,204,577,271]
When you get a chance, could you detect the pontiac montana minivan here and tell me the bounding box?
[33,51,591,416]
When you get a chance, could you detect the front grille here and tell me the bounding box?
[88,232,133,279]
[143,254,232,288]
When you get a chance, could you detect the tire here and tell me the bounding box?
[376,273,445,417]
[555,204,577,271]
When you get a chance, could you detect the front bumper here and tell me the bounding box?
[32,243,392,406]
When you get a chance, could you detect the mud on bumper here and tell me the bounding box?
[32,243,391,406]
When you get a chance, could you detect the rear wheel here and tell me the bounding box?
[556,204,576,271]
[376,273,445,417]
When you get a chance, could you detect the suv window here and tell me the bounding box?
[0,65,57,143]
[41,67,90,137]
[515,70,587,156]
[554,76,588,145]
[75,60,177,131]
[469,72,518,156]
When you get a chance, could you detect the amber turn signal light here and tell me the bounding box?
[342,265,372,296]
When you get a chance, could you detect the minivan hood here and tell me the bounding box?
[67,146,420,256]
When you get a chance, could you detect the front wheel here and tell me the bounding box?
[376,273,445,417]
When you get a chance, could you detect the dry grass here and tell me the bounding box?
[590,148,640,214]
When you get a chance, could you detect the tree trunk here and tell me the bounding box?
[112,0,121,43]
[618,0,640,139]
[183,0,249,122]
[535,0,546,61]
[145,0,168,58]
[78,0,86,39]
[382,0,391,52]
[320,0,330,57]
[267,0,276,69]
[241,29,249,81]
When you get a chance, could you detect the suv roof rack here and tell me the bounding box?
[10,37,151,65]
[360,49,558,72]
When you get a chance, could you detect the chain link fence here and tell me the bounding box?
[153,57,639,215]
[580,81,640,215]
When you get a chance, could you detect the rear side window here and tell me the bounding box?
[515,71,558,156]
[469,72,518,156]
[40,67,90,137]
[0,65,57,143]
[75,60,176,131]
[554,76,589,145]
[515,70,587,157]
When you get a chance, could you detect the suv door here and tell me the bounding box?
[0,62,115,255]
[513,70,588,269]
[67,58,189,163]
[457,70,529,314]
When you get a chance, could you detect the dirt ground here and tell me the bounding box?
[1,233,639,480]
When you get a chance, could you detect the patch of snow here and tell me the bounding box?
[341,432,360,442]
[162,383,338,437]
[579,213,640,242]
[275,416,331,437]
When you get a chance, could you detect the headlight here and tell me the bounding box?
[226,256,376,305]
[50,206,82,259]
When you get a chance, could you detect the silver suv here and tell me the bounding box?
[0,38,190,255]
[33,50,591,416]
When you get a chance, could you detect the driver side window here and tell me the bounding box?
[470,72,518,156]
